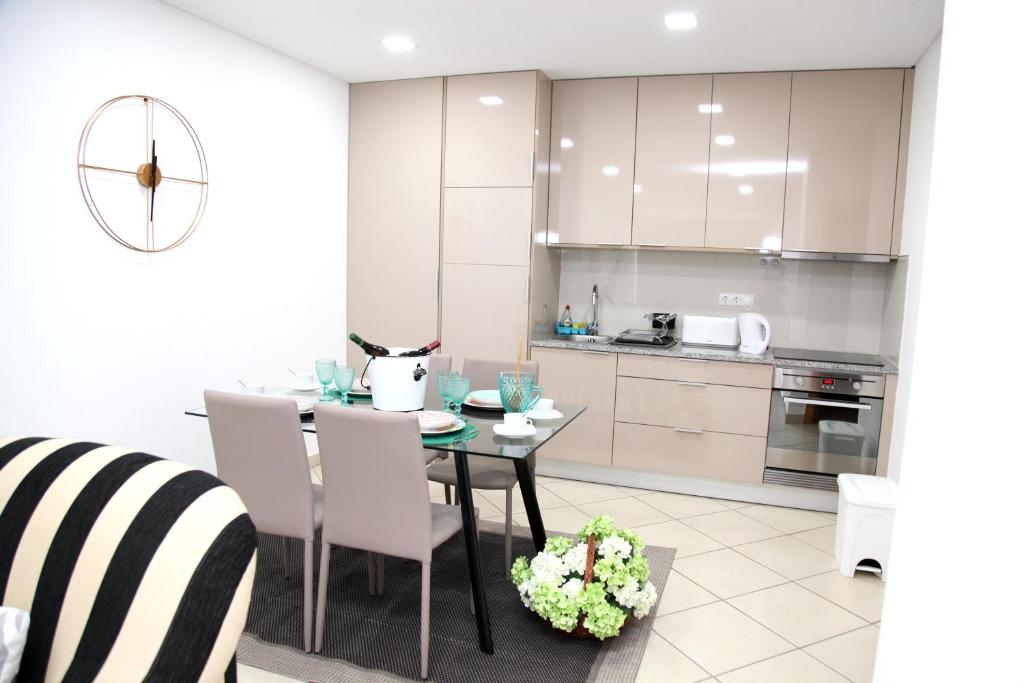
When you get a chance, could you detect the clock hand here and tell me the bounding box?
[149,139,157,222]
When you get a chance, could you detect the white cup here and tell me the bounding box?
[533,398,555,414]
[294,372,315,385]
[503,412,533,430]
[242,384,265,395]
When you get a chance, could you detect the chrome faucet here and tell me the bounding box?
[587,284,599,333]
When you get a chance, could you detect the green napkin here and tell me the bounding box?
[421,423,479,446]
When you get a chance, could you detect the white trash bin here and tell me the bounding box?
[366,349,430,412]
[836,473,898,581]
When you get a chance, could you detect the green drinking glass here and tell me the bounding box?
[315,358,337,402]
[498,372,542,414]
[333,365,355,406]
[436,371,455,413]
[447,374,471,415]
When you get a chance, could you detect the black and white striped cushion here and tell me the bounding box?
[0,436,258,682]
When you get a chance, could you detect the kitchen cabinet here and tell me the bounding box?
[616,354,772,388]
[890,68,914,256]
[615,377,770,437]
[348,78,443,368]
[444,71,538,188]
[530,347,616,466]
[631,75,712,248]
[442,188,533,266]
[705,72,792,251]
[440,264,530,366]
[613,423,767,483]
[783,69,905,256]
[548,78,638,246]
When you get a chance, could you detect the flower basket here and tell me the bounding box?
[511,515,658,640]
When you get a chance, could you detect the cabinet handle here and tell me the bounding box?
[676,381,707,388]
[677,358,707,364]
[673,427,704,435]
[636,243,667,248]
[582,350,609,356]
[596,242,626,246]
[530,151,536,182]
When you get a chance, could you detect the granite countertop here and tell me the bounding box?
[530,333,898,375]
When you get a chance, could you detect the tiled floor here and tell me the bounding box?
[246,470,884,682]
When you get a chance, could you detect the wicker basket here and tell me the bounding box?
[568,534,632,639]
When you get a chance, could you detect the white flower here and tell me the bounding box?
[563,543,589,575]
[611,576,641,607]
[631,582,659,619]
[561,577,585,599]
[598,534,632,560]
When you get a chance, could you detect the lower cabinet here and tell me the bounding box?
[530,347,616,466]
[615,376,770,436]
[612,423,767,483]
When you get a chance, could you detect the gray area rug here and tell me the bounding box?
[240,520,673,682]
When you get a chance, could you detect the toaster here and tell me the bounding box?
[680,315,740,348]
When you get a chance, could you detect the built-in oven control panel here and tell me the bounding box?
[772,367,885,398]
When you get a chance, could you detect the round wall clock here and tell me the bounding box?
[77,95,208,252]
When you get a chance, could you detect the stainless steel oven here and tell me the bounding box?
[764,367,885,491]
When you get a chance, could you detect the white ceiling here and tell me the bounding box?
[162,0,944,83]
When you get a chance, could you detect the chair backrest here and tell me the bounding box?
[424,354,452,411]
[0,436,256,682]
[461,358,540,390]
[313,405,433,562]
[204,390,316,540]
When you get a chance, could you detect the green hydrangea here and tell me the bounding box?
[511,556,532,586]
[625,551,651,584]
[592,555,630,589]
[543,535,576,557]
[617,527,645,553]
[578,514,617,542]
[577,582,627,639]
[530,582,581,633]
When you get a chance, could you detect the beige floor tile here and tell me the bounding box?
[728,583,866,647]
[513,505,591,534]
[636,492,730,519]
[673,549,787,599]
[715,498,755,509]
[468,495,505,520]
[737,504,835,534]
[682,510,783,547]
[654,602,791,675]
[717,650,847,683]
[655,569,719,616]
[576,496,671,528]
[428,480,449,500]
[540,479,632,505]
[791,525,837,554]
[798,570,886,622]
[478,485,570,514]
[804,625,880,683]
[733,535,837,580]
[633,520,725,558]
[237,664,303,682]
[637,631,710,683]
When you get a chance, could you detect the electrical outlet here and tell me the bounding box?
[719,293,754,307]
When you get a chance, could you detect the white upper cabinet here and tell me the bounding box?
[783,69,905,255]
[444,71,538,188]
[705,72,792,251]
[548,77,638,246]
[631,75,713,248]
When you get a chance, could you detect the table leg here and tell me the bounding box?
[453,449,494,654]
[514,458,547,551]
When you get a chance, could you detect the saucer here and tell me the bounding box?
[287,382,321,393]
[525,408,563,420]
[492,423,537,438]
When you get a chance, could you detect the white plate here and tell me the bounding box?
[466,389,502,408]
[414,410,459,431]
[492,423,537,438]
[287,382,321,393]
[422,418,466,435]
[525,408,563,420]
[348,384,371,396]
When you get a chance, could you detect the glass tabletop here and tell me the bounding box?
[185,395,586,461]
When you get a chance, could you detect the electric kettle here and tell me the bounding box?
[738,312,771,354]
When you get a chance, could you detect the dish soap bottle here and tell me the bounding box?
[560,305,573,329]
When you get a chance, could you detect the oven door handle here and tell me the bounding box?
[784,397,872,410]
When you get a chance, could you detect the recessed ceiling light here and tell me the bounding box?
[715,134,735,146]
[560,138,574,149]
[479,95,503,106]
[602,165,620,176]
[739,185,754,194]
[698,103,723,114]
[381,35,415,52]
[664,12,698,31]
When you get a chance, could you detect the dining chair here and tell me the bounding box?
[313,404,473,680]
[427,357,540,572]
[204,390,323,652]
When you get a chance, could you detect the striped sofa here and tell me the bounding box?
[0,437,258,682]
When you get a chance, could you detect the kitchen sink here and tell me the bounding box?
[556,334,614,344]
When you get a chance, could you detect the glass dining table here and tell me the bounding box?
[185,394,586,655]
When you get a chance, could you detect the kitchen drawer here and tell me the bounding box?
[615,376,769,436]
[616,353,771,388]
[613,422,766,483]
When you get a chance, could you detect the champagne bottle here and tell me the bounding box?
[348,333,390,357]
[398,340,441,357]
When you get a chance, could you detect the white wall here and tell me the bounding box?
[875,2,1024,678]
[883,33,942,481]
[0,0,349,471]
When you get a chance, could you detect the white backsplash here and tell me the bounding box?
[557,249,903,355]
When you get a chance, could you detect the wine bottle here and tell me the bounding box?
[398,340,441,357]
[349,333,390,357]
